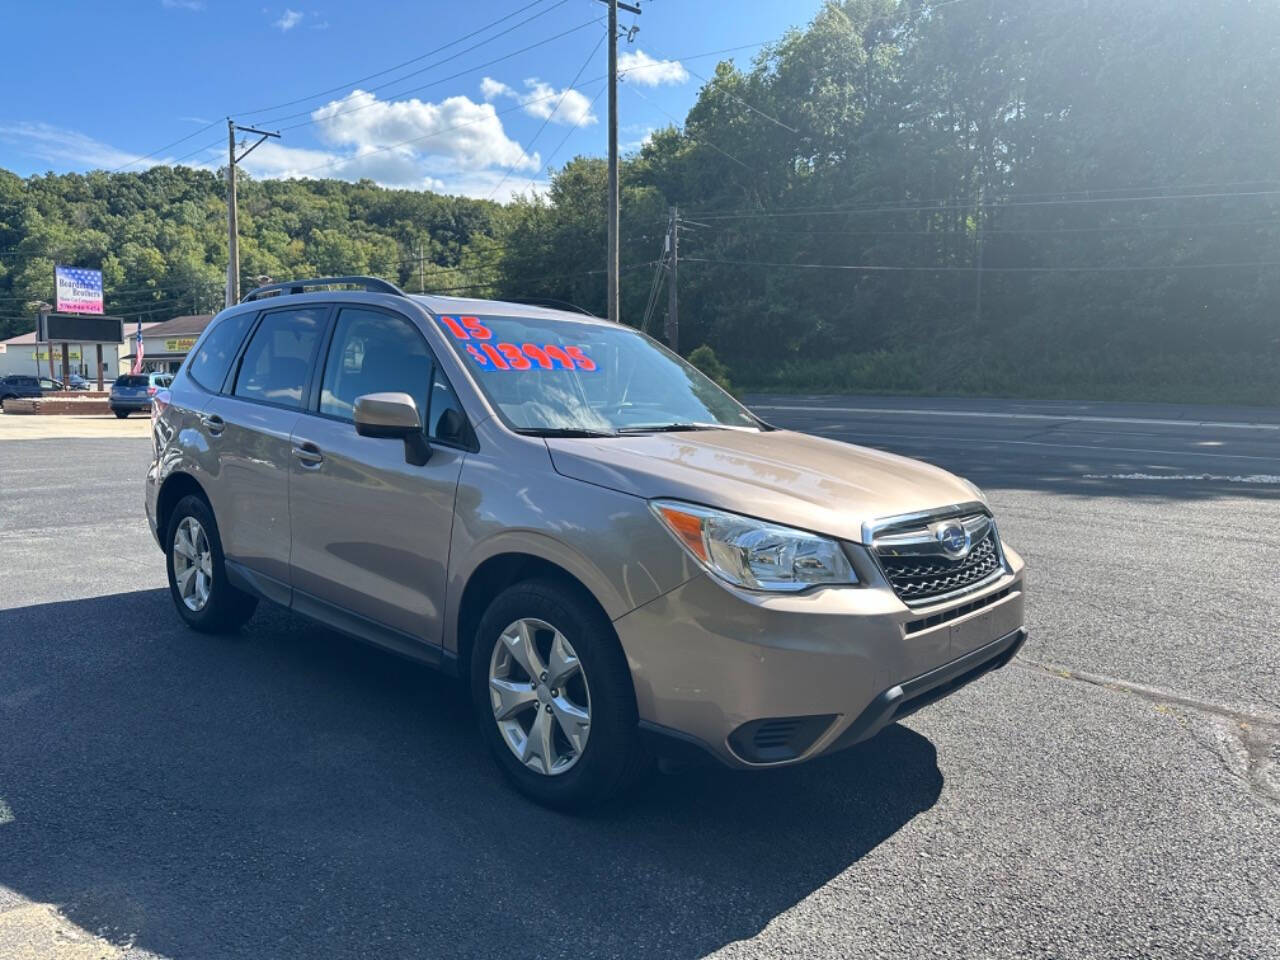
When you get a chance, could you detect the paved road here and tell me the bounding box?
[1,398,1277,960]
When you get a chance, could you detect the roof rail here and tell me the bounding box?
[241,276,406,303]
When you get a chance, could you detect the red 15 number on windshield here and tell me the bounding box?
[439,316,596,372]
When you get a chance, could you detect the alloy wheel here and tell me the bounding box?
[172,516,213,612]
[488,618,592,776]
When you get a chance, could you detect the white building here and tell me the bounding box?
[0,324,160,381]
[121,315,213,375]
[0,314,214,381]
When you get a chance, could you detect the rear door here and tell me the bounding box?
[288,304,468,649]
[200,304,328,589]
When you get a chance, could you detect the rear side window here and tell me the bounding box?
[188,311,255,391]
[233,307,324,409]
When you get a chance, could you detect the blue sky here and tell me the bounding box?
[1,0,821,199]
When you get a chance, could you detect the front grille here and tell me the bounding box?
[871,513,1005,605]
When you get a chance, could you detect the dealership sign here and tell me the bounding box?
[55,265,104,314]
[164,337,198,352]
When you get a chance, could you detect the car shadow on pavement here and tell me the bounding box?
[0,589,942,960]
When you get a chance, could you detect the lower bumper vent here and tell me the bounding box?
[728,714,836,764]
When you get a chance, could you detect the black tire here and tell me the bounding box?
[114,410,128,419]
[469,578,651,810]
[164,493,257,633]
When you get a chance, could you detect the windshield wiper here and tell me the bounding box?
[617,422,735,434]
[513,426,620,438]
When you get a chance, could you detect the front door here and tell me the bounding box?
[202,304,327,587]
[288,305,468,648]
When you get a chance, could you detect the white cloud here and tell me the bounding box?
[0,122,147,170]
[481,77,514,101]
[481,76,598,127]
[621,127,656,152]
[274,8,303,30]
[1,86,548,200]
[311,89,538,171]
[162,0,205,10]
[618,49,689,87]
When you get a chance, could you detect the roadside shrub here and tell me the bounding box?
[688,344,733,392]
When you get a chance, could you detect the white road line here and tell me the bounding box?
[1082,472,1280,484]
[752,403,1280,431]
[814,430,1280,462]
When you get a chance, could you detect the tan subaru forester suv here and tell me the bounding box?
[146,277,1026,809]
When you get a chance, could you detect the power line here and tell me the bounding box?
[683,256,1280,274]
[515,84,607,196]
[428,259,658,294]
[109,119,224,173]
[272,41,770,180]
[643,42,798,135]
[681,189,1280,221]
[237,0,563,118]
[625,84,750,169]
[677,215,1280,239]
[487,31,607,200]
[265,14,600,131]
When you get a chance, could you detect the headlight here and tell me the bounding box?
[651,499,857,592]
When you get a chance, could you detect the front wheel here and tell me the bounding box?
[164,494,257,633]
[470,579,650,810]
[114,410,128,419]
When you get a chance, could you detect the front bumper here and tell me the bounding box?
[614,554,1025,769]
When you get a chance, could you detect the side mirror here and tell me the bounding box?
[353,392,431,465]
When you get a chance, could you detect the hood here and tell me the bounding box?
[546,428,981,545]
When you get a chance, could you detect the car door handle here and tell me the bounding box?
[202,413,225,436]
[292,442,324,466]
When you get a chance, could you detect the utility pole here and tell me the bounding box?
[595,0,640,323]
[225,120,280,308]
[665,205,678,351]
[973,187,985,332]
[418,240,426,293]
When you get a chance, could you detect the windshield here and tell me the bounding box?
[432,312,760,434]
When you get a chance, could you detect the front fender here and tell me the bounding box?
[442,432,700,655]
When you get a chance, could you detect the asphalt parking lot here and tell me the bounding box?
[1,397,1277,959]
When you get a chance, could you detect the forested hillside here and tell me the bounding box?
[3,0,1278,403]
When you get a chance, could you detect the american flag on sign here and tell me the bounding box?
[54,265,104,314]
[131,320,144,375]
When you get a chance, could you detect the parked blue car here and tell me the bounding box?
[109,372,172,418]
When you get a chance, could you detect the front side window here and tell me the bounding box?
[430,312,759,435]
[188,310,255,391]
[319,307,468,445]
[232,307,324,409]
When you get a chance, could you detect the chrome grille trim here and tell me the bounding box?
[863,501,1009,608]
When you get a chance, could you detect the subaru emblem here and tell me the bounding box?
[935,520,971,559]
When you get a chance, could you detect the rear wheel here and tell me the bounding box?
[164,494,257,633]
[114,410,128,419]
[469,579,650,810]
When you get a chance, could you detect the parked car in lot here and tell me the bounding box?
[146,276,1026,809]
[110,372,172,418]
[0,374,43,409]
